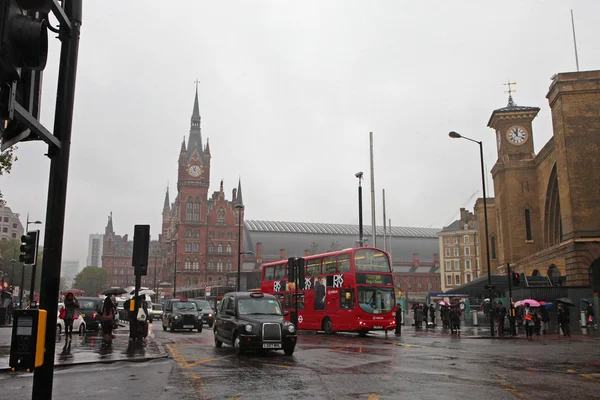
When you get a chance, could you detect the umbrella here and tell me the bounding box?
[556,297,575,306]
[539,301,554,309]
[484,298,491,302]
[138,289,156,296]
[515,299,541,308]
[102,287,127,296]
[438,300,449,306]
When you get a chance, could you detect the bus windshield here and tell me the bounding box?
[354,249,391,272]
[357,287,395,314]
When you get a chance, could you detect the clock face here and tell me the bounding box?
[496,130,501,150]
[507,126,528,145]
[188,165,202,177]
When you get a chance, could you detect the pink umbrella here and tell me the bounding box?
[515,299,541,308]
[438,300,449,306]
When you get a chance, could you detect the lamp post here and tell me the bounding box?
[10,248,16,285]
[172,239,178,298]
[449,131,495,336]
[25,213,42,307]
[355,172,364,247]
[235,203,244,291]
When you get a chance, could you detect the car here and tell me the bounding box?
[162,298,203,332]
[213,292,297,356]
[150,303,164,321]
[77,297,104,331]
[189,299,214,327]
[56,304,87,336]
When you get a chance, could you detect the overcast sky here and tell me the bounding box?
[2,0,600,269]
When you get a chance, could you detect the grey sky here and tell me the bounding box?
[2,1,599,269]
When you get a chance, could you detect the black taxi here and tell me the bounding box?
[162,298,203,333]
[213,292,297,356]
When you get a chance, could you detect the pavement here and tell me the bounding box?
[0,323,167,372]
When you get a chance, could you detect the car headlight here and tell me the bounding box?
[208,314,212,317]
[287,324,296,333]
[173,315,180,320]
[245,324,253,333]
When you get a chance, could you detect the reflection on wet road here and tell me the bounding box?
[156,327,600,400]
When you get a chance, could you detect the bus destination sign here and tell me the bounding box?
[356,273,393,286]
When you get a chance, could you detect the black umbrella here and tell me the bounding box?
[102,287,127,296]
[556,297,575,306]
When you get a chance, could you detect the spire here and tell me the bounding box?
[193,79,200,118]
[235,178,244,209]
[187,84,204,163]
[105,212,114,235]
[163,186,170,212]
[204,138,210,153]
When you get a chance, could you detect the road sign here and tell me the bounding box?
[205,291,211,297]
[205,286,211,292]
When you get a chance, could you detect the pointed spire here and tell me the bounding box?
[180,136,186,152]
[235,178,244,209]
[187,83,204,163]
[204,138,210,153]
[105,212,114,234]
[193,79,200,118]
[507,93,516,107]
[163,186,170,212]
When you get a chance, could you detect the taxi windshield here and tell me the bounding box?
[237,298,282,316]
[173,302,197,311]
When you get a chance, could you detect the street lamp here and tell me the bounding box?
[355,172,364,247]
[235,203,245,292]
[449,131,495,337]
[26,212,42,230]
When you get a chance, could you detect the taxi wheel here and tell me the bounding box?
[197,326,203,333]
[214,329,223,348]
[234,335,244,356]
[283,345,295,356]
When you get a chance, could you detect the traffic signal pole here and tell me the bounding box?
[32,1,82,398]
[507,263,513,303]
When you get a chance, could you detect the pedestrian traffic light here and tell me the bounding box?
[297,257,305,290]
[512,272,520,287]
[19,231,39,265]
[287,257,296,282]
[0,0,51,150]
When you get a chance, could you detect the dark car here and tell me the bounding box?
[77,297,104,331]
[190,299,214,327]
[213,292,297,356]
[162,298,203,332]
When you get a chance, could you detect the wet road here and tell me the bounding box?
[156,325,600,400]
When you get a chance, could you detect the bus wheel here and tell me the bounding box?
[322,317,335,335]
[358,330,369,337]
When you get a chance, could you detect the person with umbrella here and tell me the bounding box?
[585,302,595,329]
[557,302,570,336]
[523,302,536,340]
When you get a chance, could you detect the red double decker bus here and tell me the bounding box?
[260,247,396,336]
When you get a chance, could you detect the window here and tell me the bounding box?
[217,209,226,225]
[465,260,471,270]
[428,281,433,290]
[337,254,351,272]
[417,280,423,290]
[186,198,193,221]
[11,233,16,238]
[525,208,532,241]
[445,248,450,257]
[227,232,232,240]
[185,259,191,270]
[455,275,460,285]
[226,262,232,271]
[340,290,355,309]
[464,247,470,256]
[323,256,337,274]
[3,217,8,222]
[209,231,214,239]
[274,264,285,280]
[217,244,223,253]
[446,275,452,285]
[193,200,200,222]
[208,262,214,272]
[192,242,199,252]
[2,227,7,233]
[193,277,198,285]
[12,223,17,229]
[464,235,469,243]
[445,261,451,271]
[454,260,460,270]
[264,266,274,281]
[217,260,223,272]
[445,237,450,244]
[306,258,321,276]
[407,280,413,290]
[491,237,497,260]
[185,242,190,252]
[454,237,459,244]
[453,248,459,257]
[466,274,472,283]
[219,232,224,239]
[208,243,214,253]
[193,259,199,270]
[226,244,232,254]
[185,277,191,286]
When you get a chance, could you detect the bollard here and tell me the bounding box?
[580,310,587,328]
[472,310,478,326]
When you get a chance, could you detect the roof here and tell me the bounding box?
[223,291,276,299]
[487,95,540,127]
[441,219,478,232]
[245,220,439,238]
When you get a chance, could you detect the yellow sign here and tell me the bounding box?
[398,291,402,298]
[35,310,47,368]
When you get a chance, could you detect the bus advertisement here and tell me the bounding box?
[260,247,396,336]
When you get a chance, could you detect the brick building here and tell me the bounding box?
[160,86,245,292]
[438,208,480,291]
[473,70,600,289]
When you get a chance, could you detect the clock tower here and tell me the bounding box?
[488,92,542,267]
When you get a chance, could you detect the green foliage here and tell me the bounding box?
[0,238,42,298]
[0,146,17,206]
[72,266,108,297]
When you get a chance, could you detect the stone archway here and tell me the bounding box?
[590,259,600,292]
[544,165,562,246]
[532,269,540,276]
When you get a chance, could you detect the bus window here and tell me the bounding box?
[274,264,285,280]
[354,249,391,272]
[337,254,351,272]
[323,256,337,274]
[264,266,275,281]
[340,290,355,309]
[306,258,321,277]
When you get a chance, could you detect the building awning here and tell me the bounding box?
[444,275,510,298]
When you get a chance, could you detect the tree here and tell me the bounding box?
[0,146,17,206]
[72,266,108,297]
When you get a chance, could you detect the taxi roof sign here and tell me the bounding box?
[250,292,264,298]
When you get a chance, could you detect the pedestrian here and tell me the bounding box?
[449,305,461,336]
[534,308,542,336]
[423,303,429,328]
[557,303,571,336]
[508,302,517,336]
[101,295,116,340]
[441,305,450,330]
[429,303,436,326]
[523,303,535,340]
[62,292,79,340]
[540,305,550,334]
[585,302,595,328]
[395,304,402,335]
[415,304,424,330]
[495,301,507,336]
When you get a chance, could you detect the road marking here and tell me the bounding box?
[395,343,431,349]
[367,394,381,400]
[186,357,224,367]
[492,374,524,399]
[228,395,242,400]
[579,373,600,384]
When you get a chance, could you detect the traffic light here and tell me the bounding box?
[132,225,150,276]
[19,230,39,265]
[0,0,51,150]
[297,257,305,290]
[512,272,520,287]
[287,257,296,282]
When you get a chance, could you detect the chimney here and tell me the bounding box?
[304,249,310,256]
[433,253,439,266]
[459,208,468,224]
[280,249,286,260]
[232,188,237,203]
[256,242,262,259]
[413,253,419,267]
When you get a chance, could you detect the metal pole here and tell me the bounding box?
[479,141,495,337]
[236,207,243,291]
[571,9,580,72]
[358,179,363,246]
[10,249,16,285]
[173,239,177,298]
[382,189,387,252]
[369,132,376,247]
[153,254,157,303]
[507,263,513,303]
[19,263,25,307]
[388,218,393,261]
[33,1,82,397]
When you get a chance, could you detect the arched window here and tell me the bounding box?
[120,268,124,275]
[209,231,214,239]
[217,244,223,253]
[193,277,198,285]
[217,209,226,225]
[227,232,232,240]
[185,242,191,252]
[193,199,201,222]
[428,281,433,290]
[226,244,232,254]
[532,269,540,276]
[194,230,200,238]
[186,198,193,221]
[208,243,214,253]
[417,280,423,290]
[219,232,224,239]
[208,276,213,283]
[185,277,191,287]
[217,259,223,272]
[217,276,223,285]
[226,262,232,271]
[185,258,191,270]
[407,280,413,290]
[193,258,199,270]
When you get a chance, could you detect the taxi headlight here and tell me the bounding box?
[208,313,212,317]
[245,324,253,333]
[173,315,180,320]
[287,324,296,333]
